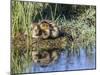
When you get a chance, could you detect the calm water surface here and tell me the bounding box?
[25,47,96,73]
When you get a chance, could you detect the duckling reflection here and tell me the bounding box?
[32,49,59,67]
[37,51,51,67]
[32,50,40,63]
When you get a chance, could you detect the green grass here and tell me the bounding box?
[11,1,96,74]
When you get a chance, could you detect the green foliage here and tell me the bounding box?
[11,0,96,74]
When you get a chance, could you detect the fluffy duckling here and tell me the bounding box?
[30,23,41,39]
[49,22,59,38]
[39,20,59,38]
[39,21,50,39]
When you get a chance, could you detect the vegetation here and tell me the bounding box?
[11,0,96,74]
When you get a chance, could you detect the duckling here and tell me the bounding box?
[39,20,59,39]
[49,22,59,38]
[39,21,50,39]
[30,23,41,39]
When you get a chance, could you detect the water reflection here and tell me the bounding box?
[25,46,95,73]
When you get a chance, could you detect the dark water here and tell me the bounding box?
[25,47,96,73]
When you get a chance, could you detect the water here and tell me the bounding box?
[25,47,96,73]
